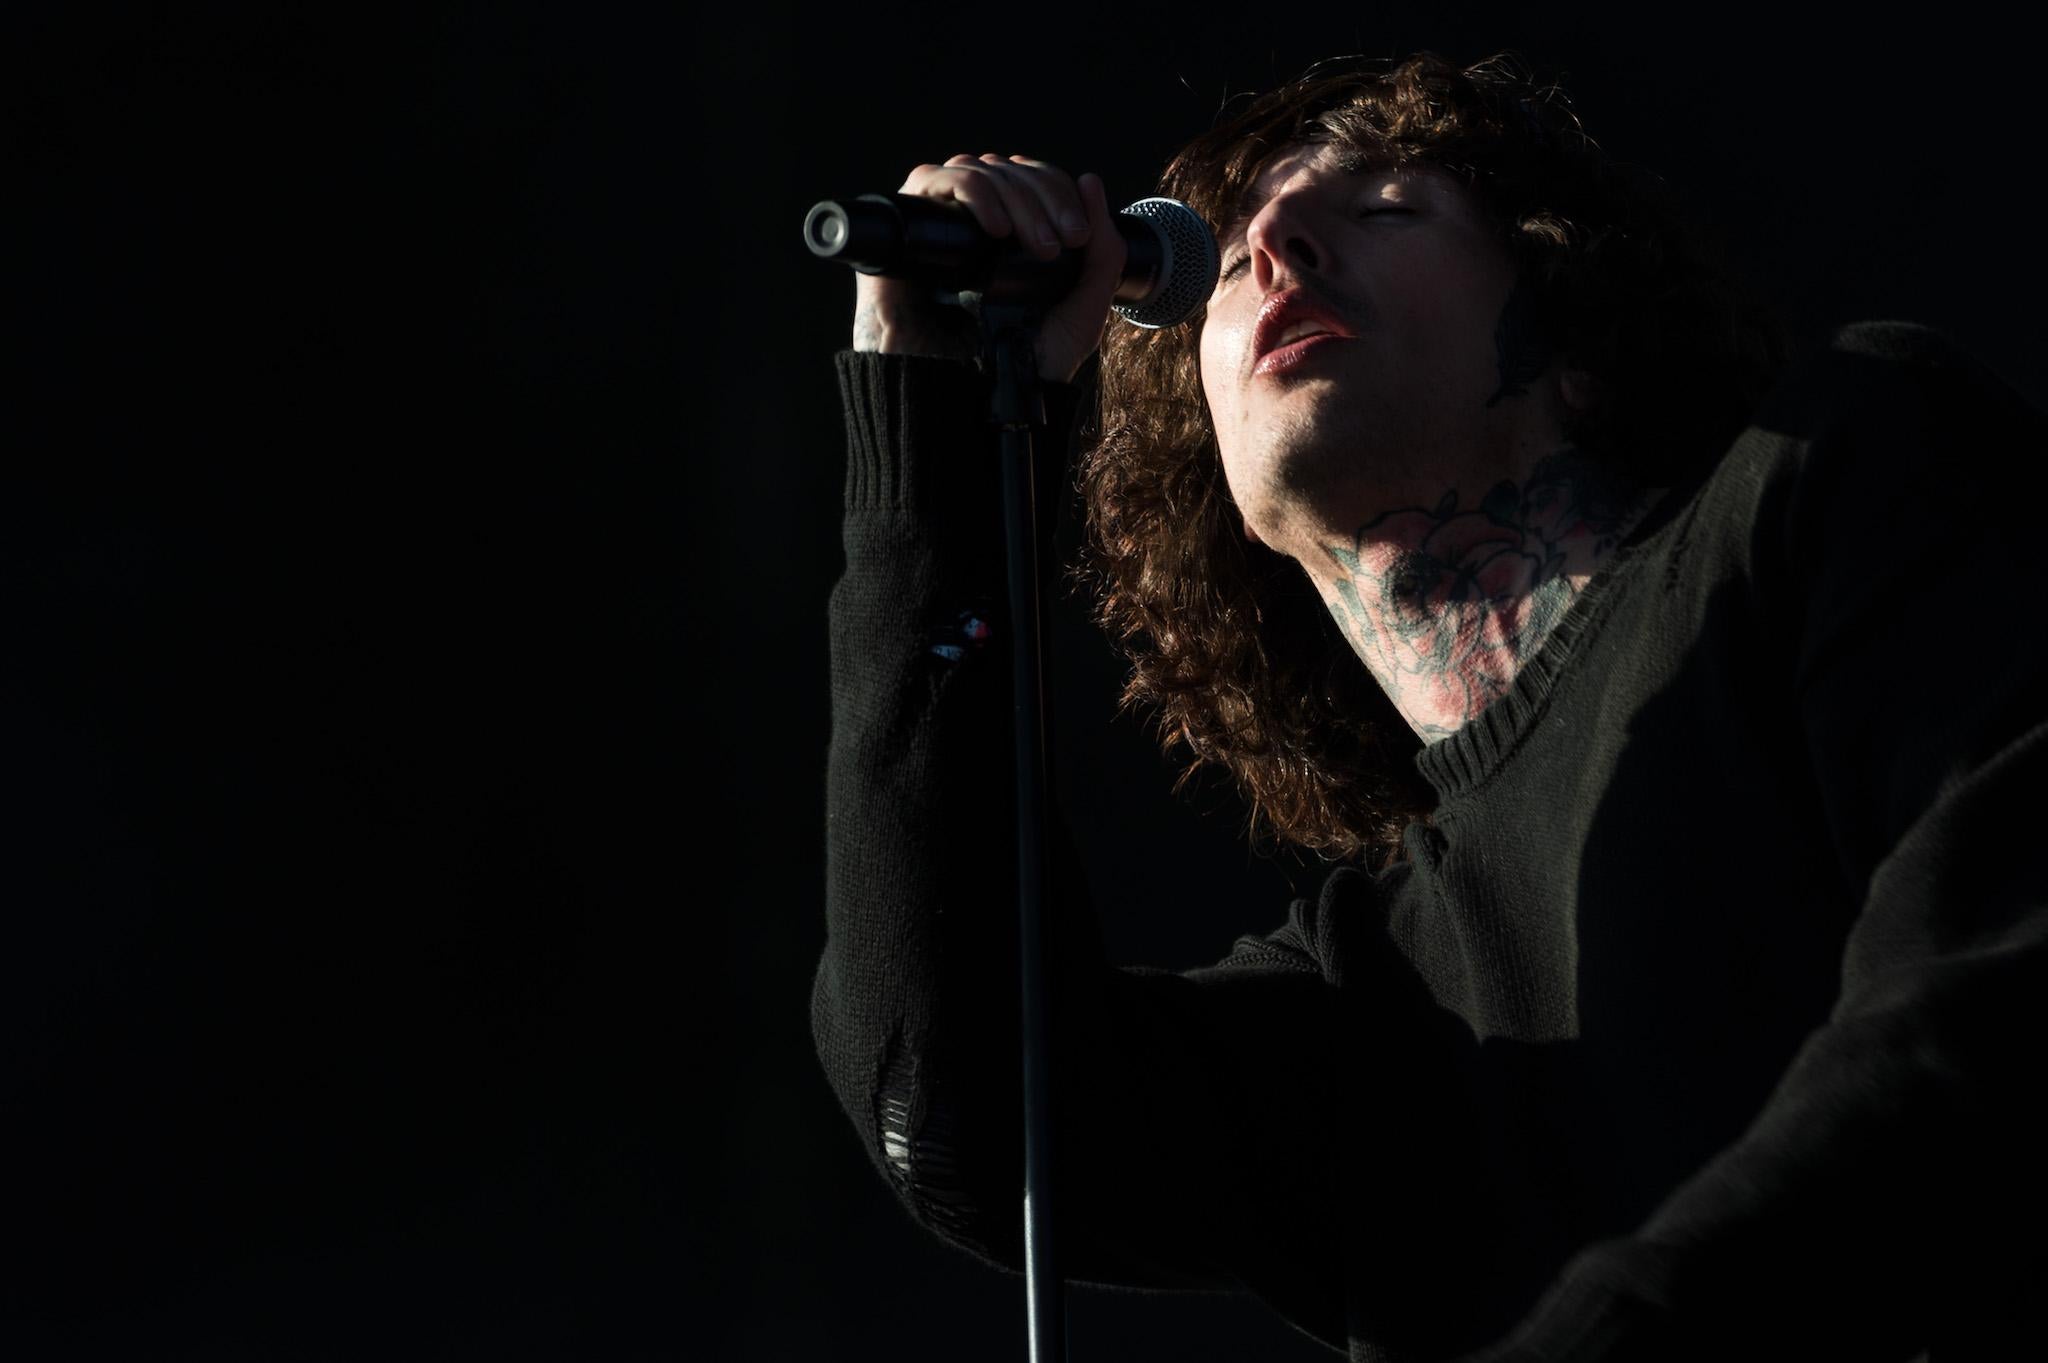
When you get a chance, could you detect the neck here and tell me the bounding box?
[1307,447,1663,742]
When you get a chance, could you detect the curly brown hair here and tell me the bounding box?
[1079,50,1790,867]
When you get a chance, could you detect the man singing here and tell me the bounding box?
[814,50,2046,1361]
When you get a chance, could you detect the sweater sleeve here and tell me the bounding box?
[811,349,1349,1331]
[1469,324,2048,1361]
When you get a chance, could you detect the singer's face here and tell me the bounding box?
[1197,143,1540,562]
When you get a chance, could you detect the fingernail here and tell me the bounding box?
[1059,214,1087,236]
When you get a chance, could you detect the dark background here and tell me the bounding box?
[11,5,2037,1360]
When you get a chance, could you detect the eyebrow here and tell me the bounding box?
[1217,154,1399,245]
[1219,181,1280,245]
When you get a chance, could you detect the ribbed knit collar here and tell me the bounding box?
[1410,468,1709,802]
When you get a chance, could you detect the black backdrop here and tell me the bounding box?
[12,6,2039,1360]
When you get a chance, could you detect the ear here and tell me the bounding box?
[1558,366,1603,414]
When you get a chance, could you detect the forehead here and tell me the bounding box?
[1221,143,1467,233]
[1254,141,1348,184]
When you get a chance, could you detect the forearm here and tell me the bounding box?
[811,351,1346,1296]
[814,348,1143,1276]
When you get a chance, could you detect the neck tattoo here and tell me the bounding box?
[1319,448,1653,741]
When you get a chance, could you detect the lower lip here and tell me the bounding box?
[1254,332,1351,376]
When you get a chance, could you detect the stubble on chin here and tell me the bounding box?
[1229,390,1387,560]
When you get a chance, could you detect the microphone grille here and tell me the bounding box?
[1112,197,1218,330]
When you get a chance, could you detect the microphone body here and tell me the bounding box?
[803,192,1217,329]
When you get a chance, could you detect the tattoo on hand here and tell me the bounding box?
[853,301,885,352]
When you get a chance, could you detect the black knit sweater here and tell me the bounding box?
[813,323,2048,1362]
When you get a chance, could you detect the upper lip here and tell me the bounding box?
[1251,286,1357,366]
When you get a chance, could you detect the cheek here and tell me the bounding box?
[1194,342,1241,483]
[1196,333,1237,461]
[1196,316,1244,424]
[1196,327,1222,414]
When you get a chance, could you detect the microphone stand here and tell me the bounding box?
[966,292,1067,1363]
[809,185,1209,1363]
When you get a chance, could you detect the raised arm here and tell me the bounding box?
[812,153,1353,1315]
[813,341,1349,1298]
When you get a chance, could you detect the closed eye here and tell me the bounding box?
[1216,207,1415,281]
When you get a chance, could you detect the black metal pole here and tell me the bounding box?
[979,297,1066,1363]
[806,179,1210,1361]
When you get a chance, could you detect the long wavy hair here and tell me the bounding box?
[1080,50,1790,867]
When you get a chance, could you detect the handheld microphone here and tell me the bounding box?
[802,192,1217,329]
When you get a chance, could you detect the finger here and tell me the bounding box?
[899,157,1066,258]
[973,154,1062,257]
[899,157,1014,238]
[1000,155,1091,247]
[1076,172,1125,299]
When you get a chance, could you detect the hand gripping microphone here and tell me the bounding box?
[802,192,1218,329]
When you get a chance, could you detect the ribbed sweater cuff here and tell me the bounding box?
[833,347,1091,562]
[835,349,996,517]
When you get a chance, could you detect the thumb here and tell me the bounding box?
[1038,172,1127,383]
[1075,173,1126,306]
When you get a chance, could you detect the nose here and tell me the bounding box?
[1244,185,1329,290]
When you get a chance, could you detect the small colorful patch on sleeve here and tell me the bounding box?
[928,606,996,662]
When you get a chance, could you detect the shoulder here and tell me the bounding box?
[1826,318,1988,368]
[1750,321,2042,461]
[1721,322,2045,546]
[1742,330,2048,884]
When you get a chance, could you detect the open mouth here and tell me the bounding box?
[1254,331,1349,376]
